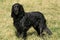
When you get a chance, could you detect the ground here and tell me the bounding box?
[0,0,60,40]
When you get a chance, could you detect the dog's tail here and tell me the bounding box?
[44,27,52,35]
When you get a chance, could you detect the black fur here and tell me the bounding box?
[11,3,52,39]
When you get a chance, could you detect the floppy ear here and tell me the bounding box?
[11,6,15,17]
[19,5,24,13]
[19,5,25,16]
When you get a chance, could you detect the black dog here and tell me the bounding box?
[11,3,52,39]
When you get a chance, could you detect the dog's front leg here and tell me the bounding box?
[22,28,27,40]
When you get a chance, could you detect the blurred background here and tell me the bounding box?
[0,0,60,40]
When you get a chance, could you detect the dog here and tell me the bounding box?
[11,3,52,39]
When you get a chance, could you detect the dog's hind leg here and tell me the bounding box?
[33,22,44,36]
[33,26,40,35]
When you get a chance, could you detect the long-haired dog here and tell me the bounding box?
[11,3,52,39]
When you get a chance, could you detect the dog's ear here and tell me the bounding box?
[18,4,25,16]
[11,6,14,17]
[19,4,24,13]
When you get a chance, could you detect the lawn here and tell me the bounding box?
[0,0,60,40]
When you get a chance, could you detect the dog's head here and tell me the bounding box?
[11,3,25,18]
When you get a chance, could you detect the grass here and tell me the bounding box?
[0,0,60,40]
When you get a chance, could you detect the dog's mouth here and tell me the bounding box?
[14,10,19,15]
[15,11,18,15]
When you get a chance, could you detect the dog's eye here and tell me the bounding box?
[14,6,19,11]
[14,5,19,8]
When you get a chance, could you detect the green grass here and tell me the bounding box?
[0,0,60,40]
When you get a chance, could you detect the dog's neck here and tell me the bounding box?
[13,12,25,22]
